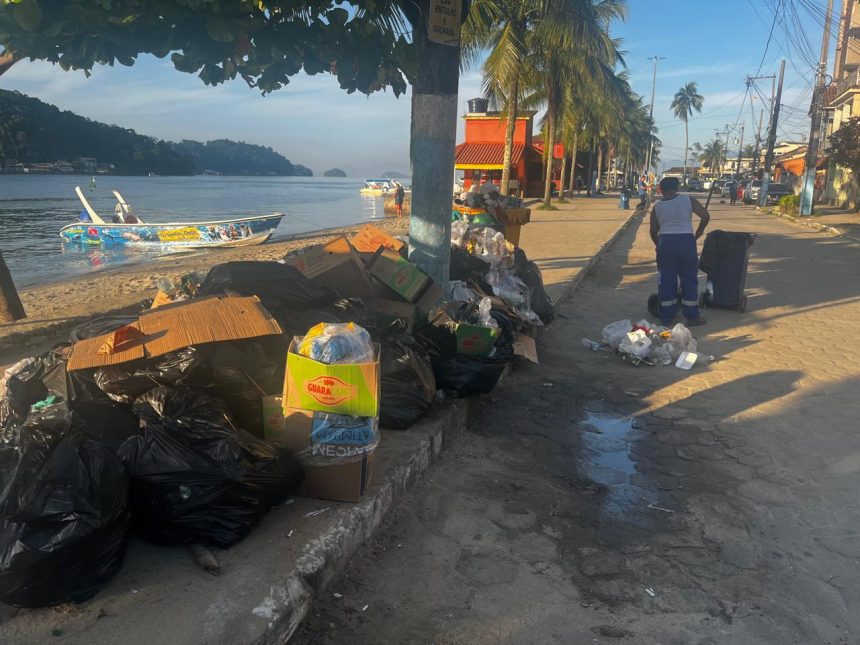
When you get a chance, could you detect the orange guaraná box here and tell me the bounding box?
[283,340,380,417]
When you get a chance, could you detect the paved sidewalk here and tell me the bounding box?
[295,200,860,644]
[0,197,637,644]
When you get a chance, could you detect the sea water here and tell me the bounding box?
[0,175,399,287]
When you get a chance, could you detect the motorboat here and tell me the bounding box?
[59,187,284,248]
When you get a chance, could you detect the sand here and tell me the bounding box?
[0,217,409,366]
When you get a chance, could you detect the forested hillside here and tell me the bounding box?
[0,90,311,176]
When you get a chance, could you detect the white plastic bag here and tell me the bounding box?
[477,297,499,329]
[451,220,469,247]
[618,329,652,357]
[601,320,633,351]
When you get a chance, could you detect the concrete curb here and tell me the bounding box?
[756,206,844,237]
[261,401,468,644]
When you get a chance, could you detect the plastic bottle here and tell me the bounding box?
[581,339,601,351]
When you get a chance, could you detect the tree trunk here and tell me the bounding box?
[568,131,579,194]
[542,113,556,207]
[585,139,595,196]
[683,121,689,185]
[407,0,461,283]
[0,50,17,77]
[596,142,604,193]
[558,152,568,200]
[500,76,519,196]
[0,253,25,322]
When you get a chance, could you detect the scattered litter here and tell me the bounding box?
[287,530,294,538]
[593,318,710,369]
[542,382,554,388]
[189,543,220,576]
[675,351,697,370]
[304,507,331,518]
[581,339,602,351]
[362,604,370,612]
[333,592,343,599]
[645,587,656,597]
[131,589,139,594]
[647,503,677,514]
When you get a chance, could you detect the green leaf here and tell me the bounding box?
[205,17,235,43]
[42,20,62,37]
[13,0,42,31]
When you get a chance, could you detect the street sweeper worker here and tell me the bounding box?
[649,176,710,327]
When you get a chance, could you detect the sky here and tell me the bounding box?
[0,0,831,175]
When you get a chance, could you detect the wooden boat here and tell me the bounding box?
[60,187,284,248]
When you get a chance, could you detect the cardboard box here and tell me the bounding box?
[456,323,501,356]
[282,236,375,297]
[350,224,406,255]
[263,399,376,503]
[284,340,380,417]
[370,298,417,332]
[366,249,433,303]
[68,296,283,371]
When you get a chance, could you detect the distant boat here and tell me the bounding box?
[60,187,283,248]
[359,178,411,196]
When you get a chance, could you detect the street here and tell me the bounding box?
[293,199,860,644]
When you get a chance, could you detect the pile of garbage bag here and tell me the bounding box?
[0,223,558,607]
[585,319,713,369]
[118,386,303,547]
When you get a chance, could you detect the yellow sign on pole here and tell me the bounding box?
[428,0,461,47]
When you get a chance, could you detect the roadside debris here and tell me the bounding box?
[587,319,714,368]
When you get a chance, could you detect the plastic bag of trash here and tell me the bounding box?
[476,297,499,329]
[118,386,304,547]
[513,250,555,325]
[601,320,633,351]
[197,261,334,329]
[665,323,698,360]
[94,347,199,404]
[451,219,469,247]
[0,426,130,607]
[649,343,674,366]
[379,330,436,429]
[291,413,379,465]
[298,322,374,365]
[618,329,652,357]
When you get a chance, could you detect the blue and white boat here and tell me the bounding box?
[60,187,284,248]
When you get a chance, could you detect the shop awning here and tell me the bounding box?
[455,143,525,170]
[779,156,805,175]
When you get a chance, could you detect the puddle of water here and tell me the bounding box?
[576,407,655,529]
[580,411,639,478]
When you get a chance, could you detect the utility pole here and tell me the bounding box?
[734,122,745,179]
[800,0,834,216]
[644,55,664,176]
[747,73,777,177]
[752,108,764,176]
[760,60,786,207]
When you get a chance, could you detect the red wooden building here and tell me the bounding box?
[455,107,556,197]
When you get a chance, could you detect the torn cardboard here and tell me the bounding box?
[350,224,406,255]
[366,249,433,303]
[282,236,375,297]
[68,296,282,371]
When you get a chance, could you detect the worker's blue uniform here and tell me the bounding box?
[654,194,701,324]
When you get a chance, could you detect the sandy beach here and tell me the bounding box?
[0,217,409,366]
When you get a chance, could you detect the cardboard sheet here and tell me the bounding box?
[68,296,282,371]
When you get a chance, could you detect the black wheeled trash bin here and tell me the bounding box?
[697,230,755,312]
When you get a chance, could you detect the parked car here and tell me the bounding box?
[762,183,793,205]
[745,179,764,202]
[720,180,738,197]
[686,179,702,191]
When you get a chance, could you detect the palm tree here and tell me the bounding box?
[464,0,625,200]
[670,82,704,185]
[698,139,725,173]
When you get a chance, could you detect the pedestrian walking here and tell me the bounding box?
[729,181,738,206]
[638,175,648,208]
[393,181,405,218]
[649,177,711,326]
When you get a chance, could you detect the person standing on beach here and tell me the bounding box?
[394,182,405,218]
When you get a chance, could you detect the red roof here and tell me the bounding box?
[455,143,526,166]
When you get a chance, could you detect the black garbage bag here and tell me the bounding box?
[449,247,492,292]
[70,401,140,452]
[0,425,130,608]
[417,305,515,398]
[513,248,554,325]
[94,347,200,404]
[197,261,334,333]
[379,331,436,430]
[117,386,303,547]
